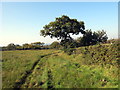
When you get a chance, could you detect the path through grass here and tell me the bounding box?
[2,47,118,88]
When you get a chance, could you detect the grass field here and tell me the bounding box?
[2,44,119,88]
[2,49,59,88]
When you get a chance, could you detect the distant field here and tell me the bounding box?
[2,44,118,88]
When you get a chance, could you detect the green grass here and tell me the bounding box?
[2,44,119,88]
[22,51,118,88]
[2,49,58,88]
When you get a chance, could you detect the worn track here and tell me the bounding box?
[13,53,55,89]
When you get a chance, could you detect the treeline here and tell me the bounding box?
[1,38,118,51]
[2,42,50,51]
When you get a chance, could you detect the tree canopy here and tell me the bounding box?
[40,15,85,48]
[7,43,16,50]
[50,41,61,49]
[31,42,44,46]
[76,29,108,46]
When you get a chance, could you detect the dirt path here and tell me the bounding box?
[13,53,54,88]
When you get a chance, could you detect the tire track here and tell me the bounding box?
[13,53,55,89]
[47,69,54,89]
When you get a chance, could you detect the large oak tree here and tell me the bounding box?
[40,15,85,48]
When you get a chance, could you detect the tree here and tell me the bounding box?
[75,37,83,47]
[22,43,30,50]
[40,15,85,48]
[50,41,61,49]
[77,29,108,46]
[7,43,16,50]
[31,42,44,49]
[31,42,44,46]
[80,30,94,46]
[93,30,108,43]
[15,44,22,50]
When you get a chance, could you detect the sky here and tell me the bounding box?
[0,2,118,46]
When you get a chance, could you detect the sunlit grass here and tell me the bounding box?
[21,51,118,88]
[2,44,118,88]
[2,49,57,88]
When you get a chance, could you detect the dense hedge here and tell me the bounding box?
[75,42,119,67]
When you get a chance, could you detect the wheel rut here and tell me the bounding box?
[47,69,54,89]
[13,53,54,89]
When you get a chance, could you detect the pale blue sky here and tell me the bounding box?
[0,2,118,46]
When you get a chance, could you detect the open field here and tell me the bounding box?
[2,44,119,88]
[2,49,59,88]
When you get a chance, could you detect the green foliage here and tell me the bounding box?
[31,42,44,46]
[40,15,85,48]
[15,44,23,50]
[76,30,108,46]
[22,43,30,50]
[75,44,119,67]
[50,41,61,49]
[93,30,108,43]
[2,42,46,51]
[7,43,16,50]
[40,15,85,39]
